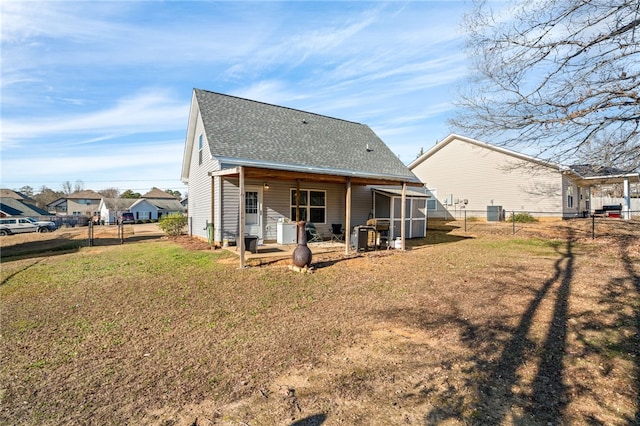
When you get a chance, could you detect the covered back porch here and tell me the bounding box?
[211,165,423,268]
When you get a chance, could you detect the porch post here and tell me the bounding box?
[239,166,246,268]
[214,176,216,246]
[623,177,631,220]
[345,178,351,255]
[401,183,407,250]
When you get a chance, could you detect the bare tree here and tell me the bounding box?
[99,188,120,199]
[19,185,34,197]
[62,181,73,195]
[452,0,640,171]
[33,186,63,210]
[73,180,85,193]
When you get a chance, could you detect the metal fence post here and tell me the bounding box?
[88,220,94,247]
[512,211,515,235]
[592,214,595,239]
[464,209,467,232]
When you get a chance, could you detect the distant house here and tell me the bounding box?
[138,187,185,220]
[408,134,640,220]
[180,89,423,258]
[48,190,102,217]
[0,189,52,219]
[98,198,137,225]
[98,188,185,224]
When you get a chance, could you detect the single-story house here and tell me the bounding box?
[0,189,52,219]
[181,89,424,263]
[138,187,185,220]
[98,198,137,224]
[408,134,639,220]
[98,189,185,224]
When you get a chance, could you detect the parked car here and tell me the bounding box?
[118,212,135,224]
[0,217,38,235]
[0,217,58,236]
[26,217,58,232]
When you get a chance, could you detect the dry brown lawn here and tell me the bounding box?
[1,219,638,425]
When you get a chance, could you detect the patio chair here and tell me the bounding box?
[330,224,344,242]
[305,223,323,243]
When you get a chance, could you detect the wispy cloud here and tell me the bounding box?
[2,90,188,147]
[1,0,471,188]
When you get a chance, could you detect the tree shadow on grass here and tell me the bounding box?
[621,236,640,425]
[452,233,574,424]
[290,413,327,425]
[377,229,577,424]
[602,237,640,424]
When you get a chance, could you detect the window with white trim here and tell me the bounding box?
[567,185,574,208]
[290,189,326,223]
[198,134,203,165]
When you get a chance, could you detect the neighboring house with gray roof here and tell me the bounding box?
[98,189,185,224]
[0,199,52,218]
[0,189,52,219]
[409,134,639,220]
[135,188,185,220]
[181,89,422,256]
[98,198,137,225]
[48,190,102,217]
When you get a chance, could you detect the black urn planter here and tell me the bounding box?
[292,221,312,268]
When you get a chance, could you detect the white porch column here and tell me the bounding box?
[623,177,631,220]
[401,183,406,250]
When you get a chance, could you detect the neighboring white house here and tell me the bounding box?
[138,187,185,220]
[98,188,185,224]
[409,134,639,220]
[180,89,424,259]
[98,198,137,224]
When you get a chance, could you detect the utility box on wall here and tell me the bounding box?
[487,206,503,222]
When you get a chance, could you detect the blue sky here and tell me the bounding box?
[1,1,472,196]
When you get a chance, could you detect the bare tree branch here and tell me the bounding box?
[452,0,640,171]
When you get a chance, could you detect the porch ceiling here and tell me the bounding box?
[578,174,640,185]
[210,166,424,187]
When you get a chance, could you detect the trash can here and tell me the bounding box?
[244,235,258,254]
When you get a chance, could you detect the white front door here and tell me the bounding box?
[244,187,263,241]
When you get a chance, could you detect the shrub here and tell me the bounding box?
[158,213,188,236]
[510,212,538,223]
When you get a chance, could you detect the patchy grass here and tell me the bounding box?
[1,220,639,425]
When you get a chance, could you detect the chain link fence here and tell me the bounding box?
[428,209,640,240]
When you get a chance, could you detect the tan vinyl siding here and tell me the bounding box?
[351,186,374,226]
[218,179,347,242]
[220,178,240,242]
[412,137,564,217]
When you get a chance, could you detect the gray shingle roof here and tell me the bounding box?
[142,187,178,199]
[569,164,631,177]
[0,198,51,216]
[145,199,185,211]
[194,89,418,182]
